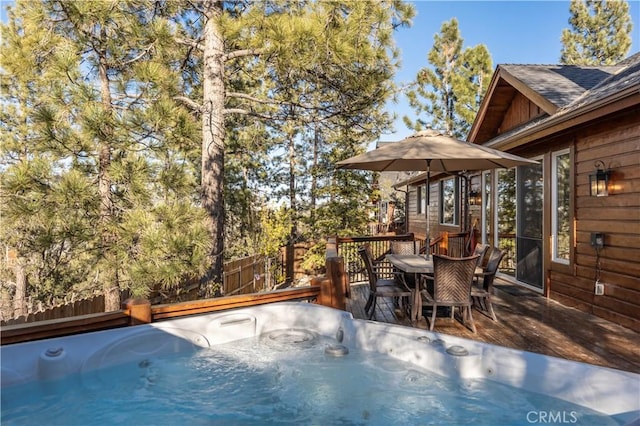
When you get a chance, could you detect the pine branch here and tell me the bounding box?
[223,48,266,62]
[120,42,157,67]
[175,36,204,52]
[223,108,278,121]
[173,96,202,112]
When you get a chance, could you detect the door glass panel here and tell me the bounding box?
[497,169,516,277]
[516,163,544,288]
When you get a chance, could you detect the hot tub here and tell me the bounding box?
[2,302,638,425]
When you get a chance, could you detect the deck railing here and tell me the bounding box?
[0,286,321,345]
[336,231,471,283]
[1,232,472,345]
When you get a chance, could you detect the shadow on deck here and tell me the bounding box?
[346,278,640,374]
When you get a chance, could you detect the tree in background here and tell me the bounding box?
[1,0,210,312]
[0,0,414,313]
[560,0,633,65]
[170,1,413,290]
[403,18,492,139]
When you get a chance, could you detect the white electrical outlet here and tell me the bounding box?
[595,281,605,296]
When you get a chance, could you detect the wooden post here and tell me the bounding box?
[320,257,348,311]
[122,298,151,325]
[312,276,333,307]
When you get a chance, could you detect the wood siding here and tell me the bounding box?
[555,110,640,332]
[405,179,465,240]
[499,91,544,134]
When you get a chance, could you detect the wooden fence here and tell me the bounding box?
[1,295,106,326]
[223,255,268,296]
[2,255,274,327]
[0,242,348,345]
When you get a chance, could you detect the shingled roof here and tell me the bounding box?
[500,64,624,108]
[558,53,640,114]
[479,53,640,150]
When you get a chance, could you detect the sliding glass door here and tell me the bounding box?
[487,161,544,291]
[516,162,543,289]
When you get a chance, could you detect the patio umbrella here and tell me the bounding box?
[336,129,538,245]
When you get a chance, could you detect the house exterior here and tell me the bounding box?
[399,53,640,332]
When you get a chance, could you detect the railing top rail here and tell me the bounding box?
[151,286,320,321]
[337,233,415,244]
[1,286,321,345]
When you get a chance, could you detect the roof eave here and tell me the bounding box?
[486,85,640,151]
[468,66,503,143]
[468,66,560,144]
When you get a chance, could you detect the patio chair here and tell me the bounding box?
[390,240,420,255]
[420,254,479,333]
[472,243,490,268]
[471,247,506,321]
[358,244,413,320]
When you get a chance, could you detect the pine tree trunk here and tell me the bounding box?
[310,123,318,237]
[286,131,296,285]
[13,258,27,318]
[98,49,119,312]
[201,1,226,296]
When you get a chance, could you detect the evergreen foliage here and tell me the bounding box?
[1,0,210,312]
[1,0,414,312]
[403,18,492,139]
[167,1,414,286]
[560,0,633,65]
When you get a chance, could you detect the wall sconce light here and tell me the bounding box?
[469,189,481,206]
[589,160,611,197]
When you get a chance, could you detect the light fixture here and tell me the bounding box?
[589,160,611,197]
[469,189,481,206]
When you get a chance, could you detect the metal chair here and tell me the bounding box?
[420,254,479,333]
[358,244,412,320]
[471,247,506,321]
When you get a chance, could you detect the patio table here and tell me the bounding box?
[386,254,433,322]
[386,254,482,323]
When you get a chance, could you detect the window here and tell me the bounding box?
[417,185,423,214]
[482,171,493,246]
[439,177,458,225]
[552,149,571,263]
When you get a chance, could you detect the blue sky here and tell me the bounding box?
[385,0,640,144]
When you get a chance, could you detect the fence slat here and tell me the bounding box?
[2,255,274,326]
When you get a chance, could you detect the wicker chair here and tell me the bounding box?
[420,254,479,333]
[471,247,506,321]
[358,244,413,320]
[472,243,490,268]
[390,240,419,255]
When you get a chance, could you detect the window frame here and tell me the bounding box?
[439,177,459,226]
[551,149,571,265]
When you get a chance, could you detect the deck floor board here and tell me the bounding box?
[345,279,640,374]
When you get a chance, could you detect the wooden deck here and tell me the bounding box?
[346,279,640,374]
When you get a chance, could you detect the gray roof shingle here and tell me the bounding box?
[501,64,624,108]
[485,53,640,147]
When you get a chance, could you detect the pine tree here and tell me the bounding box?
[1,0,210,312]
[403,18,492,139]
[169,1,414,292]
[560,0,633,65]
